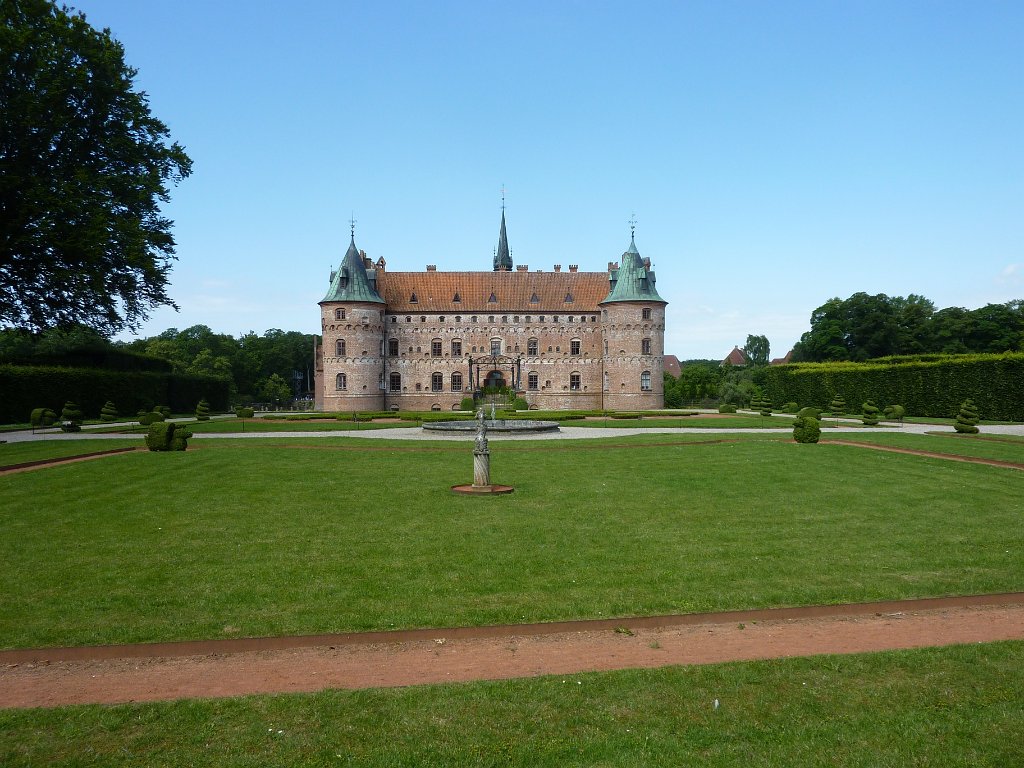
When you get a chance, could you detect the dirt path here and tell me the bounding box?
[824,439,1024,470]
[3,596,1022,709]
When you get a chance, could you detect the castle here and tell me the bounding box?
[313,212,667,412]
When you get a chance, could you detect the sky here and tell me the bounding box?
[74,0,1023,360]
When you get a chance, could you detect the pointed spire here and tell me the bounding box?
[600,227,666,305]
[493,196,513,271]
[320,227,385,304]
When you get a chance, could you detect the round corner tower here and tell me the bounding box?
[599,234,667,410]
[318,233,386,412]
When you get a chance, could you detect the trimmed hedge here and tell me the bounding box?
[792,415,821,443]
[763,353,1024,422]
[146,422,192,451]
[0,365,230,424]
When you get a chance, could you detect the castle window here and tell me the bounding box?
[641,371,652,391]
[488,316,495,323]
[642,307,652,320]
[391,316,396,323]
[528,372,539,391]
[420,316,426,323]
[539,315,545,322]
[488,292,497,303]
[431,339,442,357]
[571,339,581,355]
[568,315,574,322]
[471,316,478,323]
[513,316,519,323]
[336,373,347,390]
[390,373,401,391]
[472,346,477,353]
[604,371,609,391]
[527,338,538,356]
[406,316,411,323]
[415,382,422,391]
[526,316,532,323]
[642,338,652,354]
[570,373,581,391]
[336,339,346,356]
[410,293,418,303]
[605,340,609,354]
[451,372,463,391]
[453,292,461,303]
[388,338,399,356]
[490,339,501,356]
[502,315,508,323]
[439,316,445,322]
[379,373,384,390]
[451,340,462,357]
[431,373,443,392]
[530,293,539,303]
[455,316,462,323]
[564,293,574,303]
[552,315,559,323]
[335,309,345,320]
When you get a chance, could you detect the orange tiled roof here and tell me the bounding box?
[722,346,749,366]
[377,270,610,313]
[663,355,681,378]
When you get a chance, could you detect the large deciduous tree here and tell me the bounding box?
[742,334,770,366]
[0,0,192,334]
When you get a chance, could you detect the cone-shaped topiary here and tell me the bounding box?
[792,415,821,443]
[954,399,980,434]
[59,401,83,432]
[195,399,210,421]
[100,401,118,421]
[861,400,881,426]
[829,395,846,417]
[758,395,773,418]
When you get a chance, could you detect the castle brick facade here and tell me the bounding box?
[314,215,667,412]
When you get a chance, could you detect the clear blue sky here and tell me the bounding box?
[80,0,1023,360]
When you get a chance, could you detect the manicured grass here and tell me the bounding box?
[2,435,1022,648]
[0,438,142,466]
[185,418,409,433]
[2,641,1022,766]
[827,432,1024,464]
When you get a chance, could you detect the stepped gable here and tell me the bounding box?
[377,270,608,313]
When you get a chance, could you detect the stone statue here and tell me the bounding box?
[473,408,490,486]
[474,408,488,452]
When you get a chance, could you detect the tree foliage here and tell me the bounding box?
[0,0,192,333]
[792,293,1023,362]
[743,334,770,367]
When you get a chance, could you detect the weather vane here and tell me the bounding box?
[349,212,356,238]
[629,212,637,236]
[500,184,506,211]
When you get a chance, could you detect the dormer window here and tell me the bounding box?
[453,292,461,303]
[530,292,539,303]
[564,292,574,303]
[409,292,418,303]
[488,292,497,303]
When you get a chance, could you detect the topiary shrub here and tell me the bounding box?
[30,407,57,427]
[170,426,192,451]
[459,397,476,412]
[954,399,980,434]
[234,406,254,418]
[100,401,118,421]
[138,410,164,426]
[511,397,529,411]
[195,399,210,421]
[718,403,738,413]
[158,405,172,419]
[59,400,83,432]
[781,402,799,413]
[797,406,821,420]
[792,415,821,443]
[861,399,881,426]
[883,404,905,423]
[829,394,847,426]
[146,421,192,451]
[756,395,773,417]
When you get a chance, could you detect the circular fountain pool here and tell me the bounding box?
[423,418,560,434]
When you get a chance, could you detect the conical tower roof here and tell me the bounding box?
[321,234,385,304]
[493,209,513,271]
[600,234,666,304]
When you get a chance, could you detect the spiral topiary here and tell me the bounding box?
[828,395,846,418]
[100,401,118,422]
[792,415,821,443]
[861,400,881,426]
[59,401,83,432]
[195,399,210,421]
[954,399,980,434]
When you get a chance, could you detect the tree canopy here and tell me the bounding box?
[792,293,1023,362]
[0,0,191,334]
[743,334,770,366]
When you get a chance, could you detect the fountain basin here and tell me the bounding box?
[423,419,560,434]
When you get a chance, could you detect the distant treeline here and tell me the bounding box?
[792,294,1023,362]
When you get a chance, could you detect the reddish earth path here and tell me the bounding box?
[3,595,1022,709]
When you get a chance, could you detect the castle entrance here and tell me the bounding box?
[484,370,506,390]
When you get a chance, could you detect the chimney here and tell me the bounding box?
[426,265,436,272]
[608,261,619,271]
[516,265,529,271]
[568,265,578,273]
[553,264,561,272]
[643,257,651,268]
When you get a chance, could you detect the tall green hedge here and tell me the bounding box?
[763,353,1024,422]
[0,365,230,424]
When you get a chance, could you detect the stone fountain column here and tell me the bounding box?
[473,408,490,488]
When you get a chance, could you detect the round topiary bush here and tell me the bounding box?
[195,399,211,421]
[235,406,254,419]
[861,400,881,426]
[718,403,738,413]
[781,402,799,413]
[59,401,83,432]
[792,415,821,443]
[883,404,905,423]
[30,407,57,427]
[797,407,821,420]
[100,401,118,421]
[459,397,476,412]
[954,399,980,434]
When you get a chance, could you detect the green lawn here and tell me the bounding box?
[825,432,1024,464]
[573,414,806,429]
[2,434,1022,649]
[2,641,1021,767]
[0,438,142,466]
